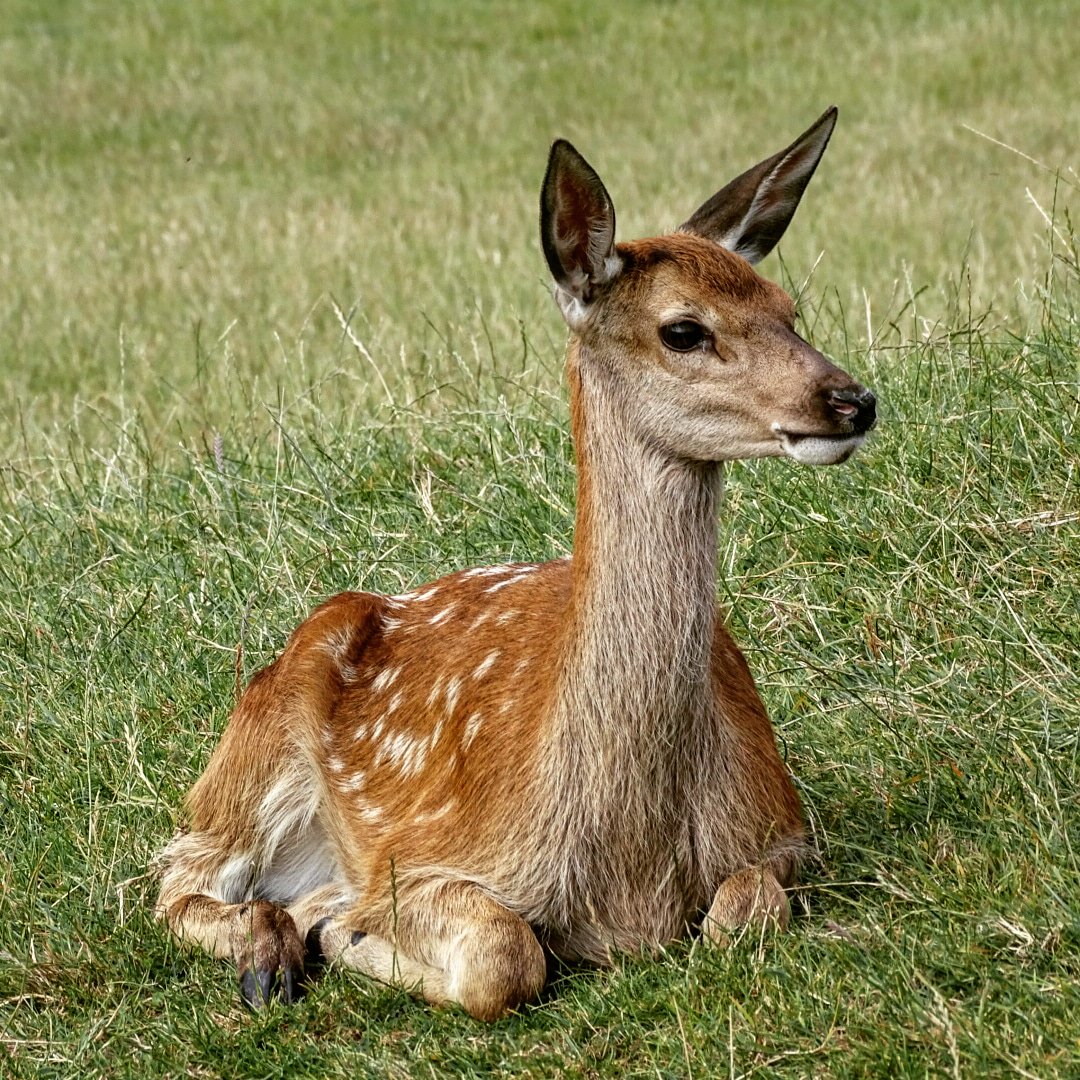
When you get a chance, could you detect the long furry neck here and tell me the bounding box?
[557,349,722,755]
[542,347,723,915]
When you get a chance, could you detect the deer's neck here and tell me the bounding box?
[553,345,723,779]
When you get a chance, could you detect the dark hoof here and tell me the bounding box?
[305,919,366,962]
[240,968,266,1009]
[239,964,305,1008]
[231,900,306,1009]
[305,917,331,960]
[280,967,298,1006]
[280,965,302,1005]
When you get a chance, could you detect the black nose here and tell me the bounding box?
[828,387,877,435]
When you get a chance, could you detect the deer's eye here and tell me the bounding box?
[659,321,708,352]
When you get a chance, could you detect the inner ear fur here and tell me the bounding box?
[540,140,620,307]
[681,107,838,265]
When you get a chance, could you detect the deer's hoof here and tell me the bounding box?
[239,961,304,1008]
[232,900,306,1008]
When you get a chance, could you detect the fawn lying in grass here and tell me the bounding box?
[156,107,876,1020]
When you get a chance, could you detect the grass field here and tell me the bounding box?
[2,1,1079,1077]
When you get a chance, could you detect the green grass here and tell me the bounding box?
[3,1,1080,1077]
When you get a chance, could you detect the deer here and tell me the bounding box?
[154,106,876,1021]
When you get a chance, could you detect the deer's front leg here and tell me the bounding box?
[317,879,546,1021]
[703,866,791,945]
[161,892,306,1007]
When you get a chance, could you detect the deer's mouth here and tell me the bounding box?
[774,429,867,466]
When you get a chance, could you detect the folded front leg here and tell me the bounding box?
[703,865,790,945]
[316,879,546,1021]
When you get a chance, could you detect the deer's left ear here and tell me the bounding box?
[681,107,838,265]
[540,140,622,327]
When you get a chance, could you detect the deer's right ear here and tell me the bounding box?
[540,140,621,327]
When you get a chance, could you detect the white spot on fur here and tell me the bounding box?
[414,801,455,825]
[327,756,345,773]
[372,716,386,740]
[500,698,515,715]
[319,627,353,662]
[485,577,516,594]
[376,731,430,774]
[340,771,366,792]
[429,603,457,625]
[464,565,515,578]
[426,675,445,707]
[375,732,407,769]
[358,804,384,824]
[401,739,428,778]
[371,665,401,693]
[389,584,440,603]
[352,722,370,742]
[445,675,463,713]
[382,616,403,631]
[513,657,531,676]
[462,712,483,749]
[496,610,518,625]
[386,690,403,715]
[472,650,500,681]
[469,610,492,630]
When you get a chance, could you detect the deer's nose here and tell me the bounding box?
[827,387,876,435]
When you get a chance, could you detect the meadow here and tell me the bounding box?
[1,0,1079,1076]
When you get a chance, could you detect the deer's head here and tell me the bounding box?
[541,108,875,466]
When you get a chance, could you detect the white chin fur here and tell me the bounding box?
[782,434,865,465]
